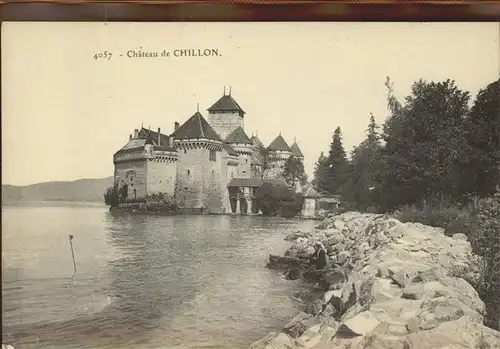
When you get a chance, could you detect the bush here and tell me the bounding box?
[470,187,500,330]
[103,186,119,207]
[255,182,296,216]
[393,203,477,237]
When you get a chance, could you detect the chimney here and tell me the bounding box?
[157,127,161,145]
[134,129,139,138]
[174,122,179,131]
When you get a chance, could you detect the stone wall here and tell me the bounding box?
[175,144,227,212]
[237,152,252,178]
[146,159,177,197]
[255,212,500,349]
[207,111,244,140]
[114,160,147,199]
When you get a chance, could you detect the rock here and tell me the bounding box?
[283,312,313,339]
[285,268,301,280]
[452,233,468,241]
[250,332,296,349]
[338,311,380,337]
[306,299,324,316]
[267,255,308,270]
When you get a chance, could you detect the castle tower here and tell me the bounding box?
[290,138,304,161]
[224,126,254,178]
[170,111,227,212]
[207,88,246,140]
[266,134,292,179]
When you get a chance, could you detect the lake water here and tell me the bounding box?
[2,203,317,349]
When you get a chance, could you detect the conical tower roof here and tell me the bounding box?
[268,134,291,152]
[170,111,222,141]
[207,92,245,116]
[290,140,304,157]
[224,127,252,144]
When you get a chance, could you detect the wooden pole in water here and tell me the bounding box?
[69,235,76,274]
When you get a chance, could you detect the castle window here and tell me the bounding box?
[212,170,215,177]
[209,150,216,162]
[184,149,187,154]
[187,169,191,177]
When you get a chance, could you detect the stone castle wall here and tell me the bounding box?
[146,159,177,197]
[207,111,243,140]
[174,144,227,212]
[114,160,148,199]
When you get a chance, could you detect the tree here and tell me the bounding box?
[312,151,330,193]
[257,144,271,178]
[348,113,383,210]
[326,127,350,196]
[378,78,471,210]
[282,156,307,192]
[461,78,500,198]
[104,186,120,207]
[255,182,294,216]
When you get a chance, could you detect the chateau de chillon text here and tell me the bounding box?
[113,89,310,215]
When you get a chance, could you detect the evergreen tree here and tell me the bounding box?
[461,78,500,198]
[326,127,350,196]
[312,151,330,193]
[379,78,470,210]
[349,113,383,210]
[282,156,307,192]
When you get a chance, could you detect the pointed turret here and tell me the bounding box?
[268,134,291,152]
[170,111,222,141]
[224,127,252,144]
[290,139,304,159]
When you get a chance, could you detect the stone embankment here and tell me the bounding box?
[253,212,500,349]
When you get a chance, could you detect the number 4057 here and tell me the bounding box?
[94,51,113,60]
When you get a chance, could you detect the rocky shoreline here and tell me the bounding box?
[252,212,500,349]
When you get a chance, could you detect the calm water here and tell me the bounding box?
[2,203,316,349]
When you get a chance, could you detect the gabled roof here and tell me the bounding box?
[139,128,176,151]
[207,94,245,115]
[268,134,291,152]
[302,186,321,198]
[114,138,146,156]
[170,112,222,141]
[223,143,238,156]
[224,127,252,144]
[290,141,304,157]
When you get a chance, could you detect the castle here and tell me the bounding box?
[113,90,306,214]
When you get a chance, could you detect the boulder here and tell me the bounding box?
[337,311,380,337]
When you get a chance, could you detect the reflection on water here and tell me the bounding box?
[2,204,316,349]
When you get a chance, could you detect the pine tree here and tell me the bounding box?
[312,151,330,193]
[326,127,350,196]
[349,114,383,210]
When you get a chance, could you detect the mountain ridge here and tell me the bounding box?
[2,176,114,203]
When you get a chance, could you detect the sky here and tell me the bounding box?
[2,22,499,186]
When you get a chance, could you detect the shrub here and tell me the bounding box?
[255,182,295,216]
[469,187,500,330]
[393,203,477,237]
[103,186,119,207]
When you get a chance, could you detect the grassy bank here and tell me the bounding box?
[391,190,500,331]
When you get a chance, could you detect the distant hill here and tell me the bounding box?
[2,177,114,204]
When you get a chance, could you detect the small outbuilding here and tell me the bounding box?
[301,186,321,218]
